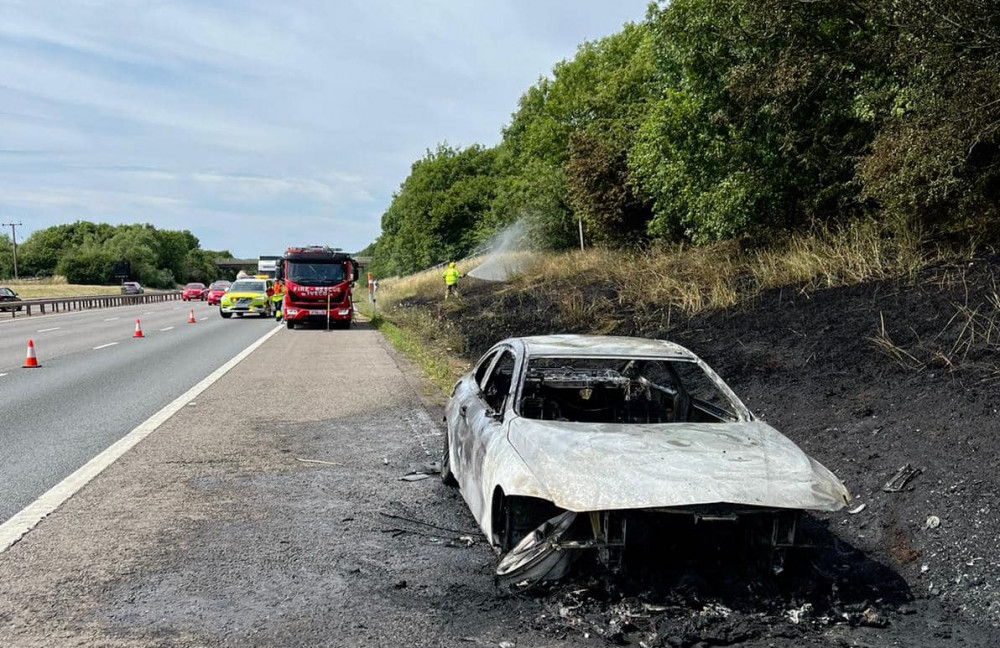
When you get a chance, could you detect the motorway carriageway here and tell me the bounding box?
[0,299,280,524]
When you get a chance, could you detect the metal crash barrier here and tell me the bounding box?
[2,291,182,318]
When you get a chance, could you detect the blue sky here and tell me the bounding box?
[0,1,650,257]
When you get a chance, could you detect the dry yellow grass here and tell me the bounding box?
[377,219,955,319]
[4,277,127,299]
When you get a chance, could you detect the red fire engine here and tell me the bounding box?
[276,246,358,329]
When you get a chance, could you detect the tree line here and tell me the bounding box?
[0,222,232,288]
[370,0,1000,277]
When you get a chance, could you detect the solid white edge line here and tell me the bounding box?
[104,317,119,321]
[0,373,7,377]
[160,326,174,331]
[36,327,60,333]
[92,342,119,350]
[0,323,283,554]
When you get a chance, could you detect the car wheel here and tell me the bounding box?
[441,430,458,487]
[286,320,295,330]
[220,310,232,319]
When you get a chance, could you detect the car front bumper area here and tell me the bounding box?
[220,298,268,315]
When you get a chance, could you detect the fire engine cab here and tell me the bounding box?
[277,246,359,329]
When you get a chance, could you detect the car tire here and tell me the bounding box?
[286,321,295,330]
[441,430,458,487]
[220,311,232,319]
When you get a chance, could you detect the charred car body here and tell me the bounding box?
[442,335,850,586]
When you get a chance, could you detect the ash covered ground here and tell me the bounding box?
[392,256,1000,646]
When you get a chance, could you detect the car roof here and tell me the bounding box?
[513,334,698,360]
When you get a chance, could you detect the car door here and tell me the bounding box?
[452,350,498,481]
[462,347,517,521]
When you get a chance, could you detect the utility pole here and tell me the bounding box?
[1,221,23,279]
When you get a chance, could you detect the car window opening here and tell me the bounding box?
[518,358,739,424]
[482,351,515,412]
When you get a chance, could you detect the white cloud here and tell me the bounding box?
[0,0,649,255]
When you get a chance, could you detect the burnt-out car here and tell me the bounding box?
[442,335,851,586]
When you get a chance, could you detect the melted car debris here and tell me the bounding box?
[883,463,922,492]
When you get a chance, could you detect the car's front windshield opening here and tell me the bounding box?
[518,357,740,424]
[229,281,265,293]
[287,261,345,286]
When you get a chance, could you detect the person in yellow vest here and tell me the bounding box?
[442,262,461,299]
[272,279,285,321]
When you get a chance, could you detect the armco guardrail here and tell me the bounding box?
[2,291,182,318]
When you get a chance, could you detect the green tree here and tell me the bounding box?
[373,144,497,276]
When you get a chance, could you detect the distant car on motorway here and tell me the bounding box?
[219,279,273,318]
[121,281,144,295]
[0,286,23,312]
[182,282,207,301]
[205,281,232,306]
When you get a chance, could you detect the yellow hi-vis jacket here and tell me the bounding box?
[443,267,460,286]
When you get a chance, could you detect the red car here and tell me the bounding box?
[205,281,232,306]
[182,282,207,301]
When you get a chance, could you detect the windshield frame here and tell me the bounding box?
[228,280,266,293]
[514,354,751,423]
[286,260,346,286]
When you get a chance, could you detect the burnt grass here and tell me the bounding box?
[394,257,1000,646]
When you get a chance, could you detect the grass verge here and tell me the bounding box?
[366,310,469,395]
[4,276,125,299]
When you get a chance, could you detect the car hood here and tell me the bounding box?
[223,291,265,299]
[506,418,850,513]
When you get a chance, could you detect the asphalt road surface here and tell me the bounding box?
[0,299,278,523]
[0,323,995,647]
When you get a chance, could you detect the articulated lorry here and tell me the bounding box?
[276,245,359,329]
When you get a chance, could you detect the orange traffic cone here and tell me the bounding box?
[133,318,144,338]
[188,309,196,324]
[23,339,40,368]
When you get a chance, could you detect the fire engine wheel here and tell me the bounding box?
[286,321,295,330]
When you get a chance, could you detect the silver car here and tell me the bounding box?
[442,335,851,585]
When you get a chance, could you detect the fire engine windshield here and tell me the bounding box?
[286,261,345,285]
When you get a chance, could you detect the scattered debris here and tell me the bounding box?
[499,642,516,648]
[859,606,886,627]
[400,461,441,481]
[496,512,578,588]
[378,512,472,536]
[848,503,867,514]
[925,515,941,529]
[295,457,338,466]
[786,602,812,624]
[883,463,922,492]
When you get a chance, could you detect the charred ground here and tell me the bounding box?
[386,256,1000,646]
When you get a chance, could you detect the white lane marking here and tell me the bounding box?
[93,342,119,350]
[0,373,7,378]
[160,326,174,332]
[143,311,154,315]
[0,324,282,554]
[36,327,60,333]
[104,317,119,322]
[198,317,208,321]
